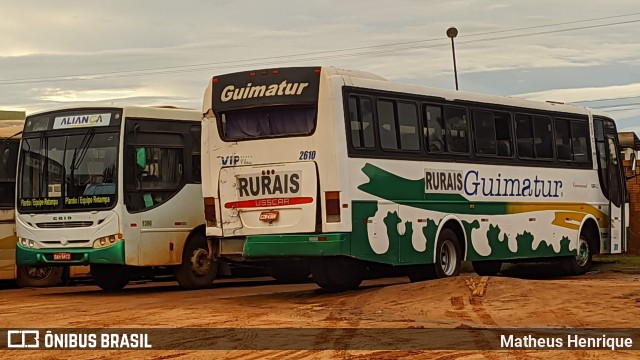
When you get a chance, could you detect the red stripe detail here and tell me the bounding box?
[225,197,313,209]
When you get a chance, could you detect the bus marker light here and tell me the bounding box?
[309,236,327,242]
[130,223,137,228]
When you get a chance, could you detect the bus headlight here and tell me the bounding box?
[93,234,123,249]
[19,238,38,249]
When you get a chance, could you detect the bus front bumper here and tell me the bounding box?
[16,241,126,266]
[233,233,350,258]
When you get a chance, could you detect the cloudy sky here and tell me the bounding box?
[1,0,639,132]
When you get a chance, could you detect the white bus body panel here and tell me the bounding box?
[120,184,204,266]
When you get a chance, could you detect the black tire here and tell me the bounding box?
[268,261,311,284]
[407,264,437,282]
[472,260,502,276]
[175,234,218,290]
[16,266,63,287]
[310,257,364,292]
[562,234,593,275]
[434,228,462,278]
[91,264,129,291]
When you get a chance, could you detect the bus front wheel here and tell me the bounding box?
[434,228,462,278]
[16,266,63,287]
[91,264,129,291]
[175,234,218,290]
[311,257,364,292]
[562,235,593,275]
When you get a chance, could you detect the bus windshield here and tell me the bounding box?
[220,105,316,140]
[18,131,119,212]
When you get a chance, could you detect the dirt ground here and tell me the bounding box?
[1,258,639,359]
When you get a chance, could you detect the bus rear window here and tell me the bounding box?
[220,106,316,140]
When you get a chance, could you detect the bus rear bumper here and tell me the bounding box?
[239,233,350,258]
[16,242,126,266]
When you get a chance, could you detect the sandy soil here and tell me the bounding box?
[1,268,639,359]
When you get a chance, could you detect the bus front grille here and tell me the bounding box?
[36,221,94,228]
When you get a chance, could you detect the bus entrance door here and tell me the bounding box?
[606,134,625,253]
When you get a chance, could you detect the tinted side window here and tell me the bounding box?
[397,102,420,151]
[533,116,553,159]
[0,140,18,207]
[473,110,497,155]
[191,126,201,183]
[348,96,375,149]
[555,119,572,161]
[516,114,553,159]
[515,114,535,158]
[377,100,397,150]
[424,105,444,153]
[571,121,590,163]
[444,107,468,153]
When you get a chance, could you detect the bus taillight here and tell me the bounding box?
[204,197,217,227]
[325,191,341,223]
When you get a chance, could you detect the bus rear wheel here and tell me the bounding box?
[175,234,218,290]
[562,235,593,275]
[472,260,502,276]
[91,264,129,291]
[434,228,462,278]
[16,266,63,287]
[311,257,364,292]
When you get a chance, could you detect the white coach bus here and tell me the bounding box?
[202,66,628,291]
[15,106,217,290]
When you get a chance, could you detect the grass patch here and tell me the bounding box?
[593,254,640,273]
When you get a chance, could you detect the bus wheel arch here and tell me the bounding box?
[174,226,218,290]
[432,218,465,278]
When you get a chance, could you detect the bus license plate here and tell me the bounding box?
[53,252,72,261]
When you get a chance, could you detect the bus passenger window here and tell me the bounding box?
[473,110,497,155]
[348,96,375,149]
[533,116,553,159]
[494,112,513,157]
[555,119,572,161]
[571,121,590,163]
[377,100,398,150]
[125,146,184,212]
[445,108,469,153]
[424,105,444,152]
[515,114,535,158]
[397,102,419,151]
